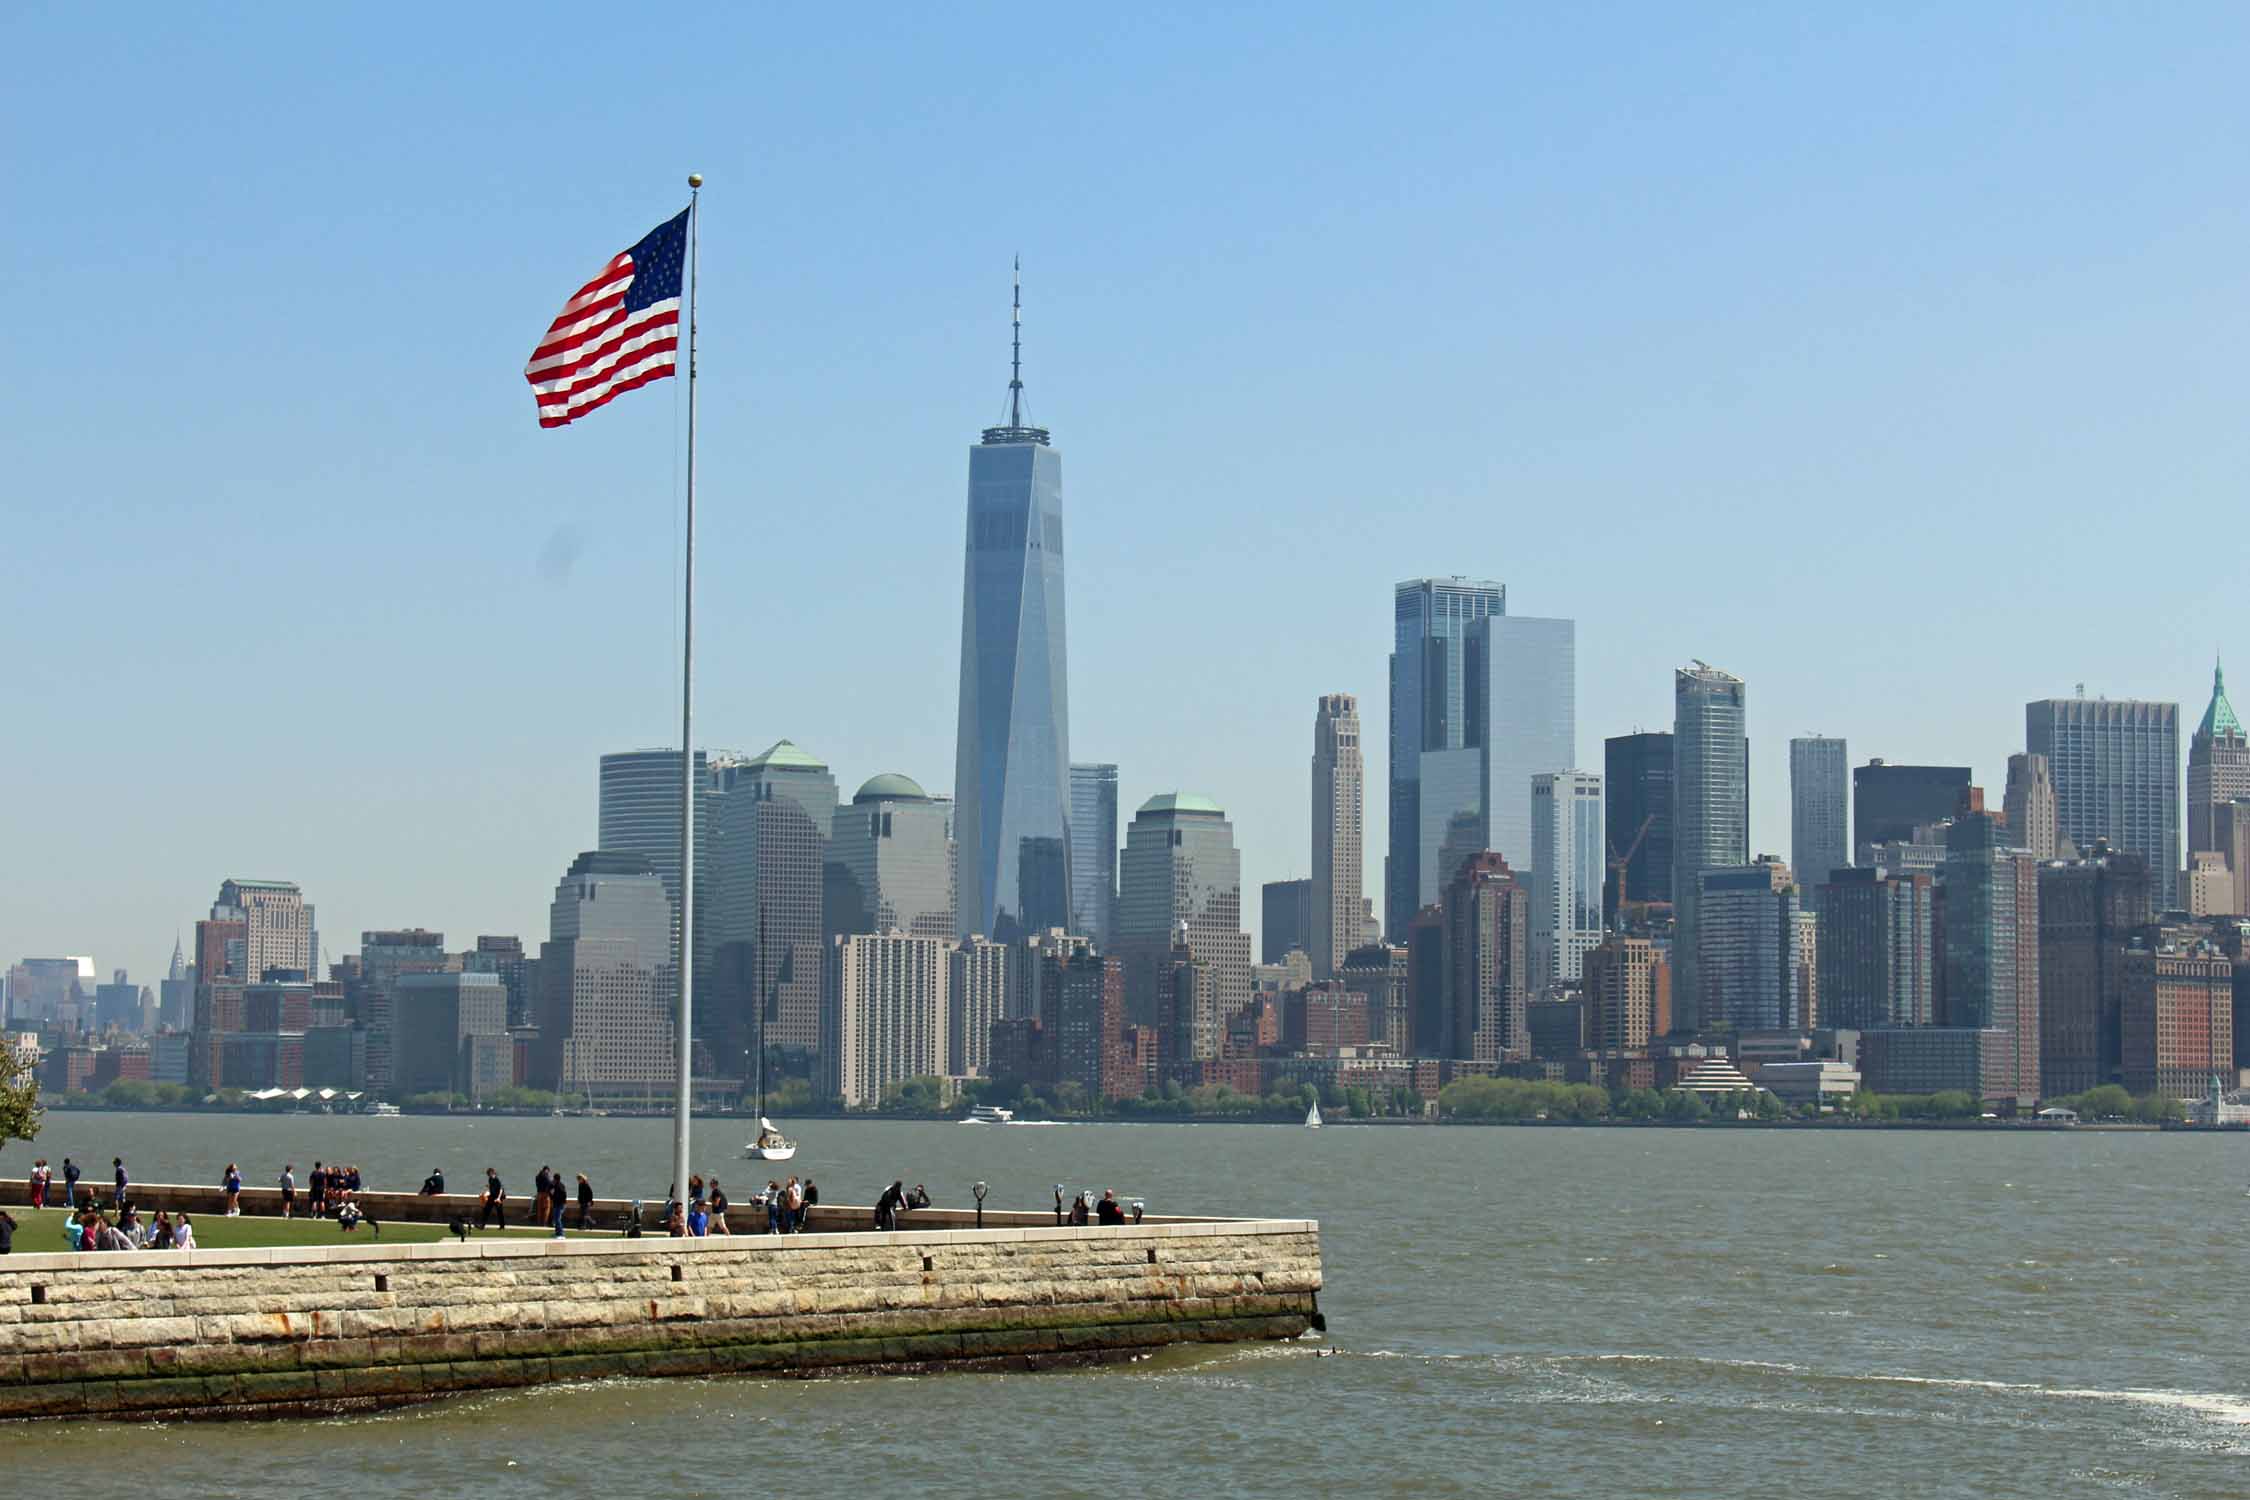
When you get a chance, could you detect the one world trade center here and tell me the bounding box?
[953,262,1072,942]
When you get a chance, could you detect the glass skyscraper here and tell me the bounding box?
[1673,662,1749,1033]
[1068,762,1119,950]
[2027,697,2181,909]
[1789,736,1849,908]
[1387,577,1505,937]
[954,278,1072,944]
[1471,613,1575,884]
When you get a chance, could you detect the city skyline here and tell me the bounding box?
[7,8,2248,987]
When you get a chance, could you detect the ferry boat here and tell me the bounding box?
[964,1105,1016,1125]
[367,1102,402,1118]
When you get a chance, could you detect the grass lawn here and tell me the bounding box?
[1,1206,611,1252]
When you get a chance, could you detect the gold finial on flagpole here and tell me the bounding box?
[688,173,703,189]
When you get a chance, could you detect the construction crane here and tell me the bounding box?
[1606,814,1657,925]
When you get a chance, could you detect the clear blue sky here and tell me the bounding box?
[5,4,2245,987]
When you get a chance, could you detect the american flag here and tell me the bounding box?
[524,208,689,429]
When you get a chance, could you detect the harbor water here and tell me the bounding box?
[5,1112,2246,1498]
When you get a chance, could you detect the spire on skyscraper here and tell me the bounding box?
[2198,656,2241,740]
[983,256,1049,446]
[167,933,185,982]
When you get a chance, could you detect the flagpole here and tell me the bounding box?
[672,173,702,1210]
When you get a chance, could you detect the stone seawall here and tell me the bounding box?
[0,1220,1323,1420]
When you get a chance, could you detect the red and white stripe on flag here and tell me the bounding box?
[523,221,684,429]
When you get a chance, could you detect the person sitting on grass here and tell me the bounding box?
[0,1209,15,1255]
[149,1210,175,1249]
[172,1213,197,1251]
[336,1197,364,1233]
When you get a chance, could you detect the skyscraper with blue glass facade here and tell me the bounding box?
[1387,577,1506,939]
[954,274,1072,943]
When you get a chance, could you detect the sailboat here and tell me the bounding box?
[1305,1101,1323,1129]
[747,1115,796,1161]
[744,937,799,1161]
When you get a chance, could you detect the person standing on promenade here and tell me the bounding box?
[279,1163,297,1218]
[62,1158,80,1208]
[686,1196,709,1236]
[548,1178,567,1239]
[799,1177,818,1231]
[480,1167,507,1229]
[576,1173,594,1229]
[112,1158,129,1212]
[707,1178,730,1234]
[1096,1190,1124,1225]
[783,1176,803,1233]
[532,1166,552,1227]
[308,1162,328,1219]
[223,1163,243,1216]
[28,1160,48,1208]
[873,1180,903,1232]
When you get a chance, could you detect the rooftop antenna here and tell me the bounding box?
[1009,254,1024,428]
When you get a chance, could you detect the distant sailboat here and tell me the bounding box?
[1305,1101,1323,1129]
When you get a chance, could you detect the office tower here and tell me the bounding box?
[1387,577,1506,937]
[2189,663,2249,857]
[1816,867,1935,1028]
[2186,852,2237,917]
[1529,771,1604,991]
[210,879,313,984]
[92,970,142,1033]
[954,269,1072,945]
[2003,752,2061,860]
[2027,696,2182,908]
[947,936,1009,1077]
[2121,931,2234,1098]
[1942,814,2041,1106]
[2215,800,2250,895]
[462,935,538,1032]
[1603,732,1675,917]
[1470,614,1576,888]
[351,928,448,1094]
[1052,950,1129,1101]
[1338,944,1411,1051]
[1311,693,1364,980]
[1789,737,1849,908]
[1405,906,1446,1055]
[1695,858,1804,1033]
[1672,663,1749,1032]
[158,937,191,1033]
[1008,926,1089,1025]
[1851,762,1970,864]
[1441,851,1531,1061]
[392,971,507,1099]
[1261,879,1312,964]
[598,748,741,1010]
[2037,849,2154,1094]
[1583,936,1670,1052]
[1156,929,1219,1072]
[1068,763,1120,948]
[5,958,91,1029]
[827,932,947,1109]
[534,852,675,1104]
[827,774,955,942]
[710,740,837,1079]
[1857,1027,2012,1100]
[1118,795,1250,1039]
